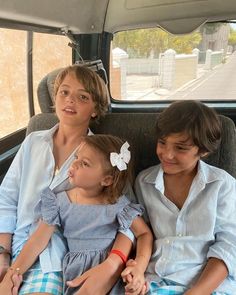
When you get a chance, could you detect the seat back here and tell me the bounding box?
[27,112,236,178]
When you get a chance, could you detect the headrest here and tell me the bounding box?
[37,68,61,113]
[37,60,108,113]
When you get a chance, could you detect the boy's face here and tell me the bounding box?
[156,132,201,176]
[55,72,97,127]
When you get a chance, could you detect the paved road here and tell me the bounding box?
[126,52,236,101]
[168,51,236,100]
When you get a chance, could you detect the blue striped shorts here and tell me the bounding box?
[18,261,63,295]
[148,280,229,295]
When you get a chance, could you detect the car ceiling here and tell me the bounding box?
[0,0,235,34]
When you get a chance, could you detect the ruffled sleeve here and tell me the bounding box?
[117,202,144,230]
[34,187,61,226]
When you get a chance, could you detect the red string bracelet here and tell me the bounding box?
[109,249,127,264]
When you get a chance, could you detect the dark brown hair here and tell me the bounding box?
[82,134,132,204]
[54,65,108,120]
[156,100,222,154]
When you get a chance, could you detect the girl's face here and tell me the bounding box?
[55,72,97,127]
[68,143,112,191]
[156,132,201,176]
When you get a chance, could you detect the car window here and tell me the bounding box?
[0,28,28,139]
[110,22,236,102]
[0,29,71,139]
[33,32,71,115]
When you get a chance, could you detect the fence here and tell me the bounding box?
[111,47,225,98]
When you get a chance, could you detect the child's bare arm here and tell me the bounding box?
[122,217,153,293]
[184,257,228,295]
[11,221,55,274]
[0,221,55,290]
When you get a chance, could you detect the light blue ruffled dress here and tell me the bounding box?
[38,188,143,295]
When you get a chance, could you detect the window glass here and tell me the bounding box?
[110,23,235,101]
[33,33,71,114]
[0,28,28,138]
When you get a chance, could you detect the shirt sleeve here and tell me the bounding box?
[35,187,61,226]
[118,202,144,231]
[134,173,151,224]
[207,174,236,278]
[0,140,26,233]
[118,228,135,242]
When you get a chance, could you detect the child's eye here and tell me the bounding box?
[78,94,89,102]
[60,90,69,96]
[176,146,189,151]
[82,160,89,167]
[158,139,165,145]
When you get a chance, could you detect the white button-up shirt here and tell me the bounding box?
[135,160,236,293]
[0,125,93,273]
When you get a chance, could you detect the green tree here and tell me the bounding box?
[113,28,201,58]
[228,27,236,49]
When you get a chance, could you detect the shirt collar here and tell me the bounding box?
[143,160,223,193]
[42,124,93,142]
[43,124,59,142]
[142,165,165,193]
[196,160,224,184]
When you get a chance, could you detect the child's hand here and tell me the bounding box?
[67,256,123,295]
[121,259,147,295]
[0,268,22,295]
[12,273,23,295]
[0,276,14,295]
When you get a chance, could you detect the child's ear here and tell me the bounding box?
[101,175,113,187]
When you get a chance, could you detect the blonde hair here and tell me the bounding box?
[82,134,132,204]
[54,65,109,120]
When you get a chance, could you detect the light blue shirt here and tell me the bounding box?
[135,160,236,293]
[0,125,92,273]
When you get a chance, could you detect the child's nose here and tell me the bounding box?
[66,93,76,103]
[165,146,174,159]
[71,160,79,169]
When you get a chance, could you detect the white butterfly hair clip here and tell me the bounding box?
[110,141,131,171]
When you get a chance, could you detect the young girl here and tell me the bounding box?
[133,101,236,295]
[0,134,153,295]
[0,65,139,295]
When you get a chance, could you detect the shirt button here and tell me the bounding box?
[178,233,182,237]
[166,239,170,244]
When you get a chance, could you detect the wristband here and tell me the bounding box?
[109,249,127,264]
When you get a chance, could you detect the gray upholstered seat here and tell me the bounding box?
[37,68,61,113]
[27,112,236,178]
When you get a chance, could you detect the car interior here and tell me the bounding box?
[26,68,236,180]
[0,0,236,181]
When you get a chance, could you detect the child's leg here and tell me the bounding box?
[18,261,62,295]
